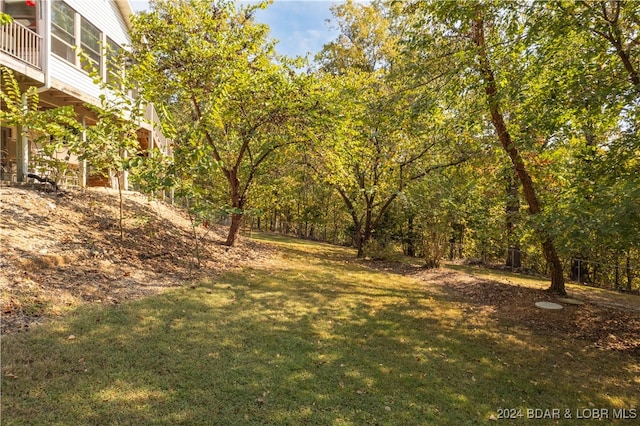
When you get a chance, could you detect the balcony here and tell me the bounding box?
[0,20,42,70]
[144,102,172,153]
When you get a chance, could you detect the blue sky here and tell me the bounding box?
[129,0,341,59]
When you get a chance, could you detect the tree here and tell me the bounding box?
[470,7,565,293]
[82,92,143,241]
[399,1,569,293]
[308,71,468,258]
[74,44,147,241]
[130,0,315,246]
[308,1,470,258]
[526,1,640,287]
[0,66,81,189]
[317,0,398,74]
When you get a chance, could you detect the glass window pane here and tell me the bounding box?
[52,1,74,35]
[51,36,75,63]
[106,37,123,83]
[81,17,100,52]
[52,24,74,44]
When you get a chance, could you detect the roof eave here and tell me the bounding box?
[114,0,134,31]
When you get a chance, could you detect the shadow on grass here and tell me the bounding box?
[2,241,639,425]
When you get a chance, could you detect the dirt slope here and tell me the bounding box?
[0,185,271,334]
[2,185,639,356]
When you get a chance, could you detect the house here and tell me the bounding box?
[0,0,170,189]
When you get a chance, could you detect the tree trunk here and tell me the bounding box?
[225,212,243,246]
[117,171,124,241]
[358,213,374,258]
[542,238,565,294]
[407,215,416,257]
[472,13,566,295]
[505,168,521,269]
[225,169,243,246]
[355,228,365,257]
[627,254,632,291]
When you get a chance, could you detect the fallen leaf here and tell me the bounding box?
[67,335,76,340]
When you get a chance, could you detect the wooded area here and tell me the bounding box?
[3,0,639,296]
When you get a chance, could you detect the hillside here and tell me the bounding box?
[2,231,639,424]
[0,186,272,334]
[2,185,639,356]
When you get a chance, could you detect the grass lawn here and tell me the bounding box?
[2,233,638,425]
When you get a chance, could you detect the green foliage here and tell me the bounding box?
[316,0,398,73]
[0,66,82,186]
[388,0,640,287]
[77,46,146,239]
[129,0,316,245]
[306,1,472,258]
[0,12,12,25]
[79,45,143,181]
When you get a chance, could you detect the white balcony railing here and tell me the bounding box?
[0,21,42,70]
[145,103,171,152]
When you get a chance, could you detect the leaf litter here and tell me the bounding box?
[0,186,274,334]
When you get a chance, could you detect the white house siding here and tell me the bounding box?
[47,0,132,107]
[48,57,100,104]
[64,0,130,46]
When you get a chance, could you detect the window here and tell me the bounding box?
[51,1,75,63]
[50,1,104,74]
[106,37,123,85]
[81,17,101,72]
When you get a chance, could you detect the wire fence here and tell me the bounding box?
[460,241,639,293]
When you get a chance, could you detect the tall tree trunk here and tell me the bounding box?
[225,170,243,246]
[226,212,243,246]
[355,227,365,257]
[626,254,632,291]
[505,168,521,269]
[407,215,416,257]
[472,13,566,295]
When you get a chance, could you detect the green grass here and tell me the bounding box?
[2,234,639,425]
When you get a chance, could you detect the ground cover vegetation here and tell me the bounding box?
[2,1,640,421]
[2,233,639,425]
[3,0,639,294]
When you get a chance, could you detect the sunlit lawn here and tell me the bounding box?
[2,233,638,425]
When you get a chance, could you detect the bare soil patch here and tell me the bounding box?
[347,258,640,356]
[413,267,640,356]
[0,186,274,334]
